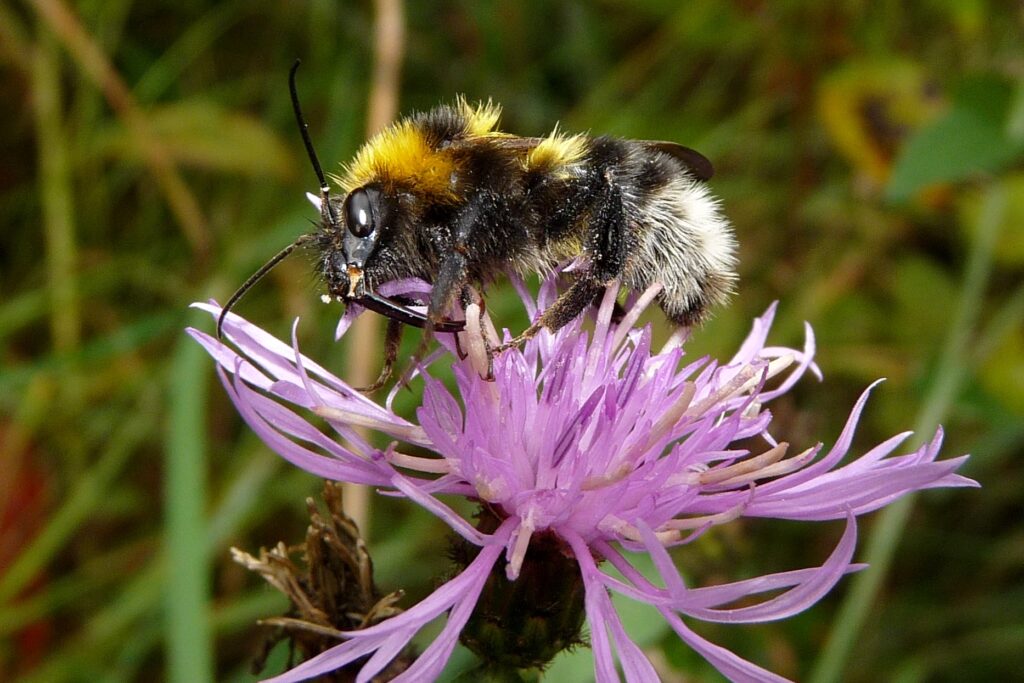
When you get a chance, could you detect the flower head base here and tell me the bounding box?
[189,277,975,682]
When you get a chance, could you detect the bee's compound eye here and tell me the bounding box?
[344,188,376,238]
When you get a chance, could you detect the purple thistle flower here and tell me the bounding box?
[189,277,975,683]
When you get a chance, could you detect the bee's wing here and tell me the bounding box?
[474,136,546,150]
[641,141,715,181]
[444,135,541,159]
[451,136,715,181]
[494,138,716,181]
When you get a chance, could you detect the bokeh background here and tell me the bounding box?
[2,1,1022,681]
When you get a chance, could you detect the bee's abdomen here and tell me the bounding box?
[615,144,736,325]
[626,176,736,324]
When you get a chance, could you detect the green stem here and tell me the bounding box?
[0,393,156,603]
[164,335,214,683]
[16,434,284,682]
[32,30,80,354]
[809,184,1005,683]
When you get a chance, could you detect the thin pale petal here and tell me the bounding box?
[390,546,500,682]
[224,368,390,484]
[191,278,973,683]
[389,475,491,546]
[604,601,661,682]
[681,515,857,623]
[566,531,620,683]
[659,608,792,683]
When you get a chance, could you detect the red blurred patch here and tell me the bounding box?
[0,424,55,671]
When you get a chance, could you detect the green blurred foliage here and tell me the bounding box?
[887,75,1024,201]
[1,1,1022,681]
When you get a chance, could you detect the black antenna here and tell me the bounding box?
[290,59,339,228]
[216,61,336,339]
[217,233,316,338]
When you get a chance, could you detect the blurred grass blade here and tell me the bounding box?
[92,99,296,178]
[19,559,166,683]
[164,333,213,683]
[133,0,250,103]
[0,395,156,603]
[0,312,180,394]
[27,0,211,257]
[32,31,80,354]
[15,447,289,682]
[811,183,1005,683]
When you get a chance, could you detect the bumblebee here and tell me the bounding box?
[220,62,736,384]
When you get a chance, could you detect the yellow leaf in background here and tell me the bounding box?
[817,60,944,188]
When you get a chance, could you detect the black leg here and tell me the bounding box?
[586,178,628,281]
[427,250,469,326]
[497,173,628,351]
[496,274,604,351]
[406,249,468,374]
[357,317,404,393]
[396,213,479,388]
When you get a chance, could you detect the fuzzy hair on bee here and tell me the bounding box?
[218,62,736,387]
[317,96,736,326]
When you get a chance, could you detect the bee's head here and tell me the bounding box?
[215,61,456,340]
[340,185,385,291]
[317,185,387,300]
